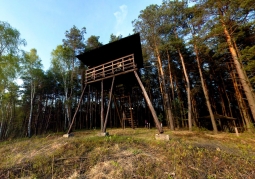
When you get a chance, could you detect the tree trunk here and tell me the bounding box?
[28,82,35,138]
[228,63,252,131]
[155,46,175,130]
[191,94,198,126]
[166,51,175,100]
[194,44,218,134]
[233,39,255,100]
[175,75,185,127]
[155,61,168,124]
[219,75,233,117]
[222,21,255,126]
[177,49,192,131]
[218,85,227,116]
[134,71,163,133]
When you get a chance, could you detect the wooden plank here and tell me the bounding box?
[85,54,136,80]
[86,68,138,84]
[134,71,163,133]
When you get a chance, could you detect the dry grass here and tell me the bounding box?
[0,128,255,178]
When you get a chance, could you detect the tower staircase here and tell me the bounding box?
[114,85,137,129]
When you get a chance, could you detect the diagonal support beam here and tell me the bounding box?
[103,76,115,132]
[134,71,163,133]
[67,83,87,134]
[113,94,123,128]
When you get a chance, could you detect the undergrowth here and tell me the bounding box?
[0,128,254,178]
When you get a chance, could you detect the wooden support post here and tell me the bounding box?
[122,58,124,71]
[233,120,239,137]
[134,71,163,133]
[103,76,115,132]
[102,65,105,77]
[234,127,239,137]
[89,85,92,129]
[67,84,87,134]
[101,80,104,132]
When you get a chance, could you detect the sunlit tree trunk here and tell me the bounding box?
[232,40,255,99]
[221,21,255,127]
[228,63,252,131]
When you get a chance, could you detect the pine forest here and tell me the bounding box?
[0,0,255,140]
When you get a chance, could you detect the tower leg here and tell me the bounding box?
[67,83,87,134]
[103,76,115,132]
[101,80,104,132]
[134,71,163,133]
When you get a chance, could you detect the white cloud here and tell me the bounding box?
[114,5,128,35]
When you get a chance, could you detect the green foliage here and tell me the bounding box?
[85,35,103,52]
[109,33,122,43]
[22,49,43,81]
[0,21,26,57]
[0,21,24,92]
[158,113,164,122]
[63,25,86,55]
[51,45,73,74]
[0,21,26,140]
[242,46,255,86]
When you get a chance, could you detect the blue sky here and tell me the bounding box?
[0,0,162,71]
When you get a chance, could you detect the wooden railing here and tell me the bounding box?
[85,54,137,84]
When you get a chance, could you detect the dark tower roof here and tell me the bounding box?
[76,33,143,69]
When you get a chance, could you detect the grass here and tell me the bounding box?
[0,128,255,178]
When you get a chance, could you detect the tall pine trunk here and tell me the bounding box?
[228,63,252,131]
[155,46,175,130]
[177,49,192,131]
[166,51,175,100]
[219,75,233,117]
[194,44,218,134]
[28,81,35,138]
[221,21,255,128]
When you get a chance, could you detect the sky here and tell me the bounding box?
[0,0,162,71]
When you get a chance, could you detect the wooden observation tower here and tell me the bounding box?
[67,33,163,134]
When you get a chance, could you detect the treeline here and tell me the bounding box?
[133,0,255,134]
[0,0,255,140]
[0,21,124,139]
